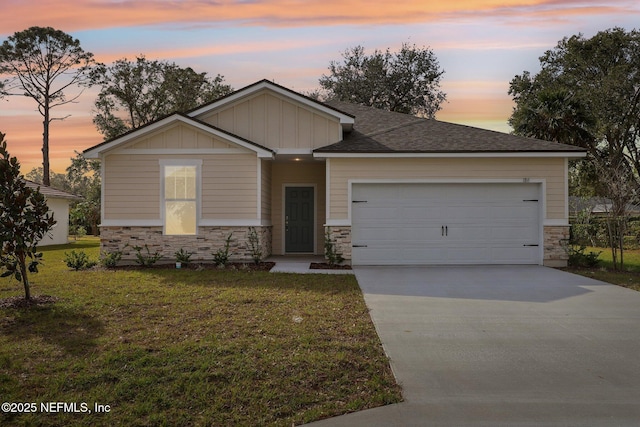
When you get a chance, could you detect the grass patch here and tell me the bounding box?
[565,246,640,291]
[1,237,401,426]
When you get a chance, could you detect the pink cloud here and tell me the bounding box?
[0,0,636,34]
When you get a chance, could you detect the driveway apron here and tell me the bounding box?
[307,266,640,427]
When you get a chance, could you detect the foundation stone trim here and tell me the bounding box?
[100,225,273,263]
[543,225,570,267]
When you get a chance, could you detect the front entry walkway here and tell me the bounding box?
[307,265,640,426]
[267,256,354,275]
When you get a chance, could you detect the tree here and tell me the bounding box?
[318,43,446,118]
[26,167,72,192]
[0,27,99,186]
[66,152,101,235]
[0,132,56,300]
[93,56,233,139]
[508,28,640,269]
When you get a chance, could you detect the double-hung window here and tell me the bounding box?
[161,160,201,235]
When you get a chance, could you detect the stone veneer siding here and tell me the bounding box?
[101,226,272,263]
[326,225,569,267]
[543,225,570,267]
[325,226,352,263]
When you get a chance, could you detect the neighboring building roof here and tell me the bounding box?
[23,179,82,200]
[569,197,640,215]
[314,100,587,155]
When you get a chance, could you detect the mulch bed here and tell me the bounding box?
[310,263,352,270]
[0,294,59,309]
[110,262,276,272]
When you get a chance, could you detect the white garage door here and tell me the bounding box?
[351,183,541,265]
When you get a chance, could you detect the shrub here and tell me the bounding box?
[100,250,122,268]
[247,227,262,265]
[131,244,163,267]
[324,228,344,266]
[64,250,97,271]
[566,244,601,267]
[174,248,193,266]
[213,233,233,267]
[69,225,87,240]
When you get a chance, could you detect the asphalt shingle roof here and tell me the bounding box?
[316,100,586,153]
[23,180,82,200]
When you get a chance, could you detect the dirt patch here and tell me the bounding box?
[310,263,352,270]
[0,295,59,309]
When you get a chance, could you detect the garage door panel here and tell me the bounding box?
[351,183,541,265]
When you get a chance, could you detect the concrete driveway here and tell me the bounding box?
[307,266,640,426]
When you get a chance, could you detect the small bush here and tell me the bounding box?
[69,225,87,240]
[64,250,97,271]
[174,248,193,265]
[567,244,602,267]
[131,244,163,267]
[100,250,122,268]
[213,233,233,267]
[324,228,344,266]
[247,227,262,265]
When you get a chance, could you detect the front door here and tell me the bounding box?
[285,186,314,253]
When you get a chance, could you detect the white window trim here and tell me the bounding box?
[159,159,202,235]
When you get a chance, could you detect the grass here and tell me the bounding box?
[0,237,401,426]
[565,246,640,292]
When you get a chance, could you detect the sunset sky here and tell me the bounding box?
[0,0,638,174]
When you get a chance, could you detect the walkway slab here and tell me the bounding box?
[307,266,640,426]
[268,256,354,274]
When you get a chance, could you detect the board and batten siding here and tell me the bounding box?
[327,157,567,222]
[197,90,342,150]
[126,123,240,150]
[103,153,259,221]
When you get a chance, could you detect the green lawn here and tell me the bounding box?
[566,246,640,292]
[0,238,401,426]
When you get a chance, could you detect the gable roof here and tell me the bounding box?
[83,112,275,158]
[187,79,355,131]
[313,100,587,157]
[23,179,82,200]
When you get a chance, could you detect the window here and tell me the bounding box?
[162,163,199,235]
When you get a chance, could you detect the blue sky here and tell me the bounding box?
[0,0,638,171]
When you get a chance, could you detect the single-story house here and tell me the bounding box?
[569,197,640,218]
[83,79,586,267]
[24,179,82,246]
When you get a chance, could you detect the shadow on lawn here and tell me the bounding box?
[1,304,104,356]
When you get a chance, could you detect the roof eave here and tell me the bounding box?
[313,150,588,159]
[83,113,275,159]
[188,79,355,128]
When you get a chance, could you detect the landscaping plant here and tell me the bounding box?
[130,244,163,267]
[247,227,262,265]
[213,233,233,267]
[64,250,97,271]
[0,133,56,300]
[100,250,122,268]
[174,248,193,266]
[324,228,344,266]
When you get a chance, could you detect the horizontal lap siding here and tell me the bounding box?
[104,155,160,219]
[201,154,257,219]
[261,160,272,222]
[104,153,258,221]
[328,158,566,221]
